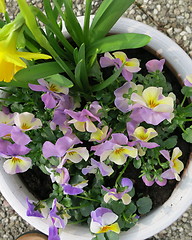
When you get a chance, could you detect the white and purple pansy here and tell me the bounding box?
[29,78,69,109]
[184,74,192,87]
[46,167,70,185]
[160,147,184,181]
[90,207,120,234]
[130,86,175,125]
[42,134,81,159]
[114,82,144,113]
[26,197,49,218]
[1,143,32,174]
[82,158,114,176]
[64,109,100,132]
[128,126,159,149]
[0,109,15,125]
[49,198,70,230]
[92,133,138,165]
[0,124,31,145]
[102,178,133,205]
[89,126,112,143]
[100,51,141,82]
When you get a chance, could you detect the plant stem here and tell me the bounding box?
[115,159,130,188]
[181,95,187,107]
[75,195,100,203]
[179,123,186,133]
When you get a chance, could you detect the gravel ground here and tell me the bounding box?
[0,0,192,239]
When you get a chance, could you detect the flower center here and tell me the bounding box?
[68,151,76,156]
[114,148,124,155]
[147,99,159,108]
[21,123,31,130]
[11,157,21,163]
[49,84,59,92]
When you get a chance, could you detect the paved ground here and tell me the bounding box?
[0,0,192,239]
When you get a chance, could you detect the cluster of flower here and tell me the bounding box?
[0,52,189,240]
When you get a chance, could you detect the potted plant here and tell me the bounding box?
[0,0,192,240]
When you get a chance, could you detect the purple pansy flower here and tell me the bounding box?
[1,143,32,174]
[82,158,114,176]
[47,167,70,185]
[29,79,69,109]
[42,134,81,159]
[48,226,60,240]
[0,124,31,145]
[160,147,184,181]
[63,180,88,195]
[145,59,165,73]
[49,199,70,229]
[142,175,167,187]
[100,51,140,82]
[90,207,120,234]
[114,82,144,113]
[102,178,133,205]
[65,109,100,132]
[130,87,175,125]
[26,198,49,218]
[184,74,192,87]
[92,133,138,165]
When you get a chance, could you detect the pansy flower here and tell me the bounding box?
[102,178,133,205]
[46,167,70,185]
[90,207,120,234]
[184,74,192,87]
[1,143,32,174]
[0,110,15,125]
[49,199,71,229]
[142,175,167,187]
[26,198,49,218]
[82,158,114,176]
[29,79,69,109]
[63,180,88,195]
[90,126,112,143]
[160,147,184,181]
[14,112,42,131]
[93,133,138,165]
[145,59,165,72]
[64,109,100,132]
[128,126,159,149]
[114,82,144,113]
[0,124,31,145]
[63,147,89,163]
[42,134,81,159]
[100,51,141,82]
[131,86,175,125]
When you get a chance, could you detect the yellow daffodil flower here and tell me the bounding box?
[0,31,52,82]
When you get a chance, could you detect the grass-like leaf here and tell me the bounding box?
[88,33,151,56]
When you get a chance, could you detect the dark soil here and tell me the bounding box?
[18,47,191,209]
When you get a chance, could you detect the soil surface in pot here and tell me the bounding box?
[18,48,191,209]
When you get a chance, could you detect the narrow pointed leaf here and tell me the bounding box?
[90,0,135,41]
[88,33,151,56]
[45,74,74,88]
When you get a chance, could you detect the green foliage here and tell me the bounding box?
[45,74,74,88]
[136,197,153,215]
[182,127,192,143]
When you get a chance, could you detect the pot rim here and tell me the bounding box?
[0,16,192,240]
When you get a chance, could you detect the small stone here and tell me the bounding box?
[185,26,191,33]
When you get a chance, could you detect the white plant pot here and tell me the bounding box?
[0,17,192,240]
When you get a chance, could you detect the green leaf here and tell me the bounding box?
[181,86,192,97]
[111,201,126,215]
[93,65,124,92]
[0,62,63,88]
[88,33,151,56]
[182,127,192,143]
[80,202,94,217]
[61,0,84,46]
[161,135,178,149]
[45,73,74,88]
[92,233,106,240]
[90,0,135,41]
[124,202,137,216]
[136,197,152,215]
[105,231,119,240]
